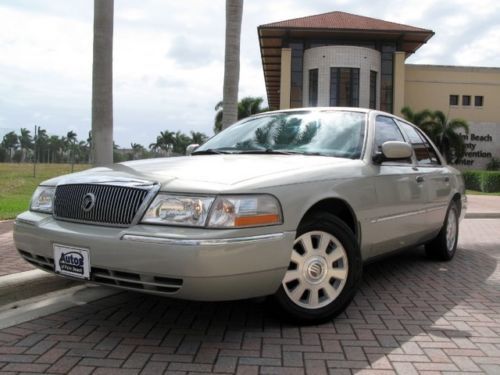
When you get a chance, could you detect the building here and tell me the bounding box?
[258,11,500,169]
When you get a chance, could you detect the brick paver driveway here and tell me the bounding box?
[0,219,499,374]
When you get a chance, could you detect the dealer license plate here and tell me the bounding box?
[53,244,90,280]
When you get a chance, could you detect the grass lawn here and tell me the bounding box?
[0,163,90,220]
[466,190,500,196]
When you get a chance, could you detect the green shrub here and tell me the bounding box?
[481,171,500,193]
[486,157,500,171]
[462,170,482,191]
[462,170,500,193]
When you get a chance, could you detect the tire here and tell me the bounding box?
[272,212,362,324]
[425,200,459,261]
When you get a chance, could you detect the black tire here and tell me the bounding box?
[272,212,362,324]
[425,200,459,261]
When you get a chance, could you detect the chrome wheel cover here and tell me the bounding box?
[282,231,348,309]
[446,208,457,252]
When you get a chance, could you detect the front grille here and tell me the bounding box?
[54,184,150,226]
[18,250,183,294]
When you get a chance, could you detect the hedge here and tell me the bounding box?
[462,170,500,193]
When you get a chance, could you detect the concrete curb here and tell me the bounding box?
[0,269,77,307]
[465,213,500,219]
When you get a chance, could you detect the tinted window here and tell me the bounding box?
[398,121,440,165]
[462,95,471,106]
[374,116,405,152]
[475,95,484,107]
[449,95,459,106]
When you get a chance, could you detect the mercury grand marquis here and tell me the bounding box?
[14,108,466,323]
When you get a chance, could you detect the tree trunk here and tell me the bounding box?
[92,0,114,166]
[221,0,243,130]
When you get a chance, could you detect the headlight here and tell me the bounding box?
[30,186,56,213]
[207,195,282,228]
[141,193,283,228]
[142,194,215,226]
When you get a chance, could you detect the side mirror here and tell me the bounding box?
[186,144,200,156]
[373,141,412,164]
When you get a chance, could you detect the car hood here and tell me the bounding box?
[46,155,358,191]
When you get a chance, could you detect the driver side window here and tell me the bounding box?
[374,116,411,164]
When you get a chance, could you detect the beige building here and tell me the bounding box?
[258,11,500,169]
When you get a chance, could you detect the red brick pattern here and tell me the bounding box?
[0,219,499,374]
[0,221,33,277]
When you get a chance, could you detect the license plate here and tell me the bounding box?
[54,244,90,280]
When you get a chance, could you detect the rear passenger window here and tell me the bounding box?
[398,121,440,165]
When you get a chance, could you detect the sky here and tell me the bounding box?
[1,0,500,148]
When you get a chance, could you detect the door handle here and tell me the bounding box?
[416,176,425,183]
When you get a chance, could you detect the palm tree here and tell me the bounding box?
[92,0,114,166]
[149,130,175,155]
[172,131,191,155]
[189,131,208,145]
[420,110,469,163]
[130,142,145,160]
[1,131,19,161]
[401,106,432,127]
[214,96,267,133]
[35,128,48,163]
[18,128,33,162]
[221,0,244,130]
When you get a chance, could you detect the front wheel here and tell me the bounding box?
[425,200,459,261]
[273,213,362,324]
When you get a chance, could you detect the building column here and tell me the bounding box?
[393,51,406,116]
[279,48,292,109]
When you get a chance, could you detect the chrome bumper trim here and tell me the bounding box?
[121,232,286,246]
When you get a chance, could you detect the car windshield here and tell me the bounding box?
[195,110,366,159]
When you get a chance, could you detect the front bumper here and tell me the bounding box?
[14,211,295,301]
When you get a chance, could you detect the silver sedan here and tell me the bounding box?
[14,108,466,323]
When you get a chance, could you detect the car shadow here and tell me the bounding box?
[0,238,499,373]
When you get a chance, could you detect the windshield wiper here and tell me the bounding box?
[191,148,233,155]
[236,149,294,155]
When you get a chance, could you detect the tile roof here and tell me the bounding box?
[261,11,431,33]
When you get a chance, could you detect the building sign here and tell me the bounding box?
[453,123,500,169]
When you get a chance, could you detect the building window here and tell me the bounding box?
[308,69,318,107]
[289,42,304,108]
[330,67,360,107]
[475,95,484,107]
[369,71,377,109]
[449,95,459,106]
[380,43,396,113]
[462,95,471,106]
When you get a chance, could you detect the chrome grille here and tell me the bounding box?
[54,184,150,226]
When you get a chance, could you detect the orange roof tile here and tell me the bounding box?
[261,11,432,33]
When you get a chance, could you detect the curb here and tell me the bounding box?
[0,269,77,307]
[465,213,500,219]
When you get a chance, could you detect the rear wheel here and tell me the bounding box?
[273,213,362,324]
[425,201,459,261]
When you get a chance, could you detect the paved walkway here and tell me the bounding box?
[0,219,499,374]
[467,195,500,217]
[0,221,32,277]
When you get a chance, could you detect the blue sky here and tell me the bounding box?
[1,0,499,148]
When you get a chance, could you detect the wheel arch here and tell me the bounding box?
[300,198,360,244]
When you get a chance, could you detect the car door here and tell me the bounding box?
[366,115,428,257]
[396,120,451,232]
